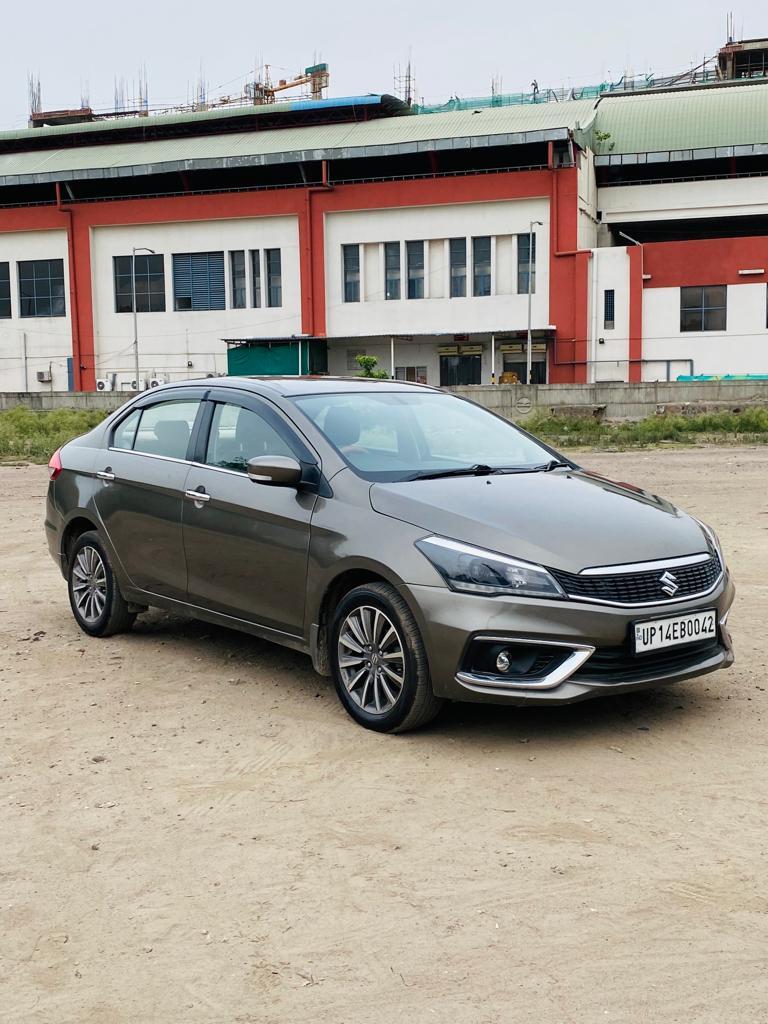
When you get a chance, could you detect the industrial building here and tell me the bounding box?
[1,41,768,392]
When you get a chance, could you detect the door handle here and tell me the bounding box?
[185,489,210,503]
[97,470,115,481]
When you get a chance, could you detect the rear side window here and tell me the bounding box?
[205,402,293,473]
[112,409,141,450]
[116,400,200,460]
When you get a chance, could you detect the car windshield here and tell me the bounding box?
[292,390,564,482]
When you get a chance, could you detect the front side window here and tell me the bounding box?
[472,236,491,297]
[230,251,246,309]
[18,259,66,318]
[205,402,293,473]
[517,233,536,294]
[385,242,401,300]
[449,238,467,298]
[343,244,360,303]
[114,254,166,314]
[294,391,554,482]
[0,262,10,318]
[604,288,615,330]
[406,240,424,300]
[172,252,225,312]
[680,286,727,332]
[129,400,200,460]
[266,248,282,308]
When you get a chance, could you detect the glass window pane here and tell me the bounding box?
[0,263,11,318]
[343,244,360,303]
[133,401,200,460]
[385,241,400,301]
[266,248,282,308]
[230,251,246,309]
[472,236,491,297]
[703,285,727,308]
[250,250,261,308]
[205,403,293,472]
[449,238,466,298]
[680,286,702,310]
[680,308,703,332]
[703,307,727,331]
[517,233,536,294]
[17,259,65,318]
[406,240,424,300]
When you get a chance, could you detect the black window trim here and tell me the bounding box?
[194,389,324,490]
[108,388,210,461]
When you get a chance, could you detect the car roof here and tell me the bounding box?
[164,375,440,397]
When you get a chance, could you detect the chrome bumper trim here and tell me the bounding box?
[456,635,595,695]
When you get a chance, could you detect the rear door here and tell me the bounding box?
[93,390,207,601]
[182,391,318,636]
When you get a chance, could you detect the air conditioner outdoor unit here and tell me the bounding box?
[36,370,53,384]
[148,377,166,388]
[121,379,145,391]
[96,377,113,392]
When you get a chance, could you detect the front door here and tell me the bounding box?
[182,394,316,637]
[440,353,481,386]
[93,392,205,601]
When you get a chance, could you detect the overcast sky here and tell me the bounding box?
[1,0,765,129]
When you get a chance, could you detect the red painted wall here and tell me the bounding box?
[0,167,585,388]
[642,236,768,288]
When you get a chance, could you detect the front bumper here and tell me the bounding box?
[403,575,735,706]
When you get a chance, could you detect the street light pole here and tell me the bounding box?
[132,246,155,391]
[526,221,543,386]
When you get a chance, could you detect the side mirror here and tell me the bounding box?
[247,455,302,487]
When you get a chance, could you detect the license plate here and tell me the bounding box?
[633,610,717,654]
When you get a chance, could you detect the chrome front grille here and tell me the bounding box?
[551,554,723,607]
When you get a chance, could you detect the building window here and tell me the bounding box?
[266,248,282,308]
[517,233,536,294]
[406,240,424,299]
[250,250,262,308]
[472,236,492,297]
[230,251,246,309]
[342,244,360,303]
[172,252,225,312]
[395,365,428,384]
[18,259,66,318]
[385,242,401,300]
[113,254,166,314]
[439,353,481,387]
[449,238,467,298]
[0,262,10,318]
[604,288,615,330]
[680,286,727,332]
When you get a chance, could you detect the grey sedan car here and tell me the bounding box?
[45,377,734,732]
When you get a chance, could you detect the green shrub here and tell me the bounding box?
[0,406,109,462]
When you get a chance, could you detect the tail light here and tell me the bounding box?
[48,448,63,481]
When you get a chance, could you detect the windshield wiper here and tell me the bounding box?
[407,463,500,481]
[532,459,572,472]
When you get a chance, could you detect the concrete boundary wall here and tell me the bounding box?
[2,381,768,420]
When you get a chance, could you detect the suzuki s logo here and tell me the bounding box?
[659,571,679,597]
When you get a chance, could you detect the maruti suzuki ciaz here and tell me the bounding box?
[45,377,734,732]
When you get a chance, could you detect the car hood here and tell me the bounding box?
[369,468,709,574]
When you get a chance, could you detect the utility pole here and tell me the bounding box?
[132,246,155,391]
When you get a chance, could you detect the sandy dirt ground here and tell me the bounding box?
[1,447,767,1024]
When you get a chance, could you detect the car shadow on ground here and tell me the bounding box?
[128,609,713,749]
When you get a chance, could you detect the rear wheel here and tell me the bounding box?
[329,582,443,733]
[67,531,136,637]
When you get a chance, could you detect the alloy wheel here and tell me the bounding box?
[337,605,406,715]
[71,545,108,625]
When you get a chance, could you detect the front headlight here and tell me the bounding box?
[415,536,566,599]
[694,517,725,567]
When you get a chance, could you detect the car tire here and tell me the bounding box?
[67,531,137,638]
[329,581,443,733]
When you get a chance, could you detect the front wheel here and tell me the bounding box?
[329,582,443,733]
[67,531,136,637]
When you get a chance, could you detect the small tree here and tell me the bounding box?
[355,354,389,379]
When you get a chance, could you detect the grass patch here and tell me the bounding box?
[523,408,768,449]
[0,406,109,462]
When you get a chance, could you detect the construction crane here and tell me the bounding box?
[248,63,330,105]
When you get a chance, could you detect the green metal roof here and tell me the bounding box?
[0,99,597,186]
[592,80,768,163]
